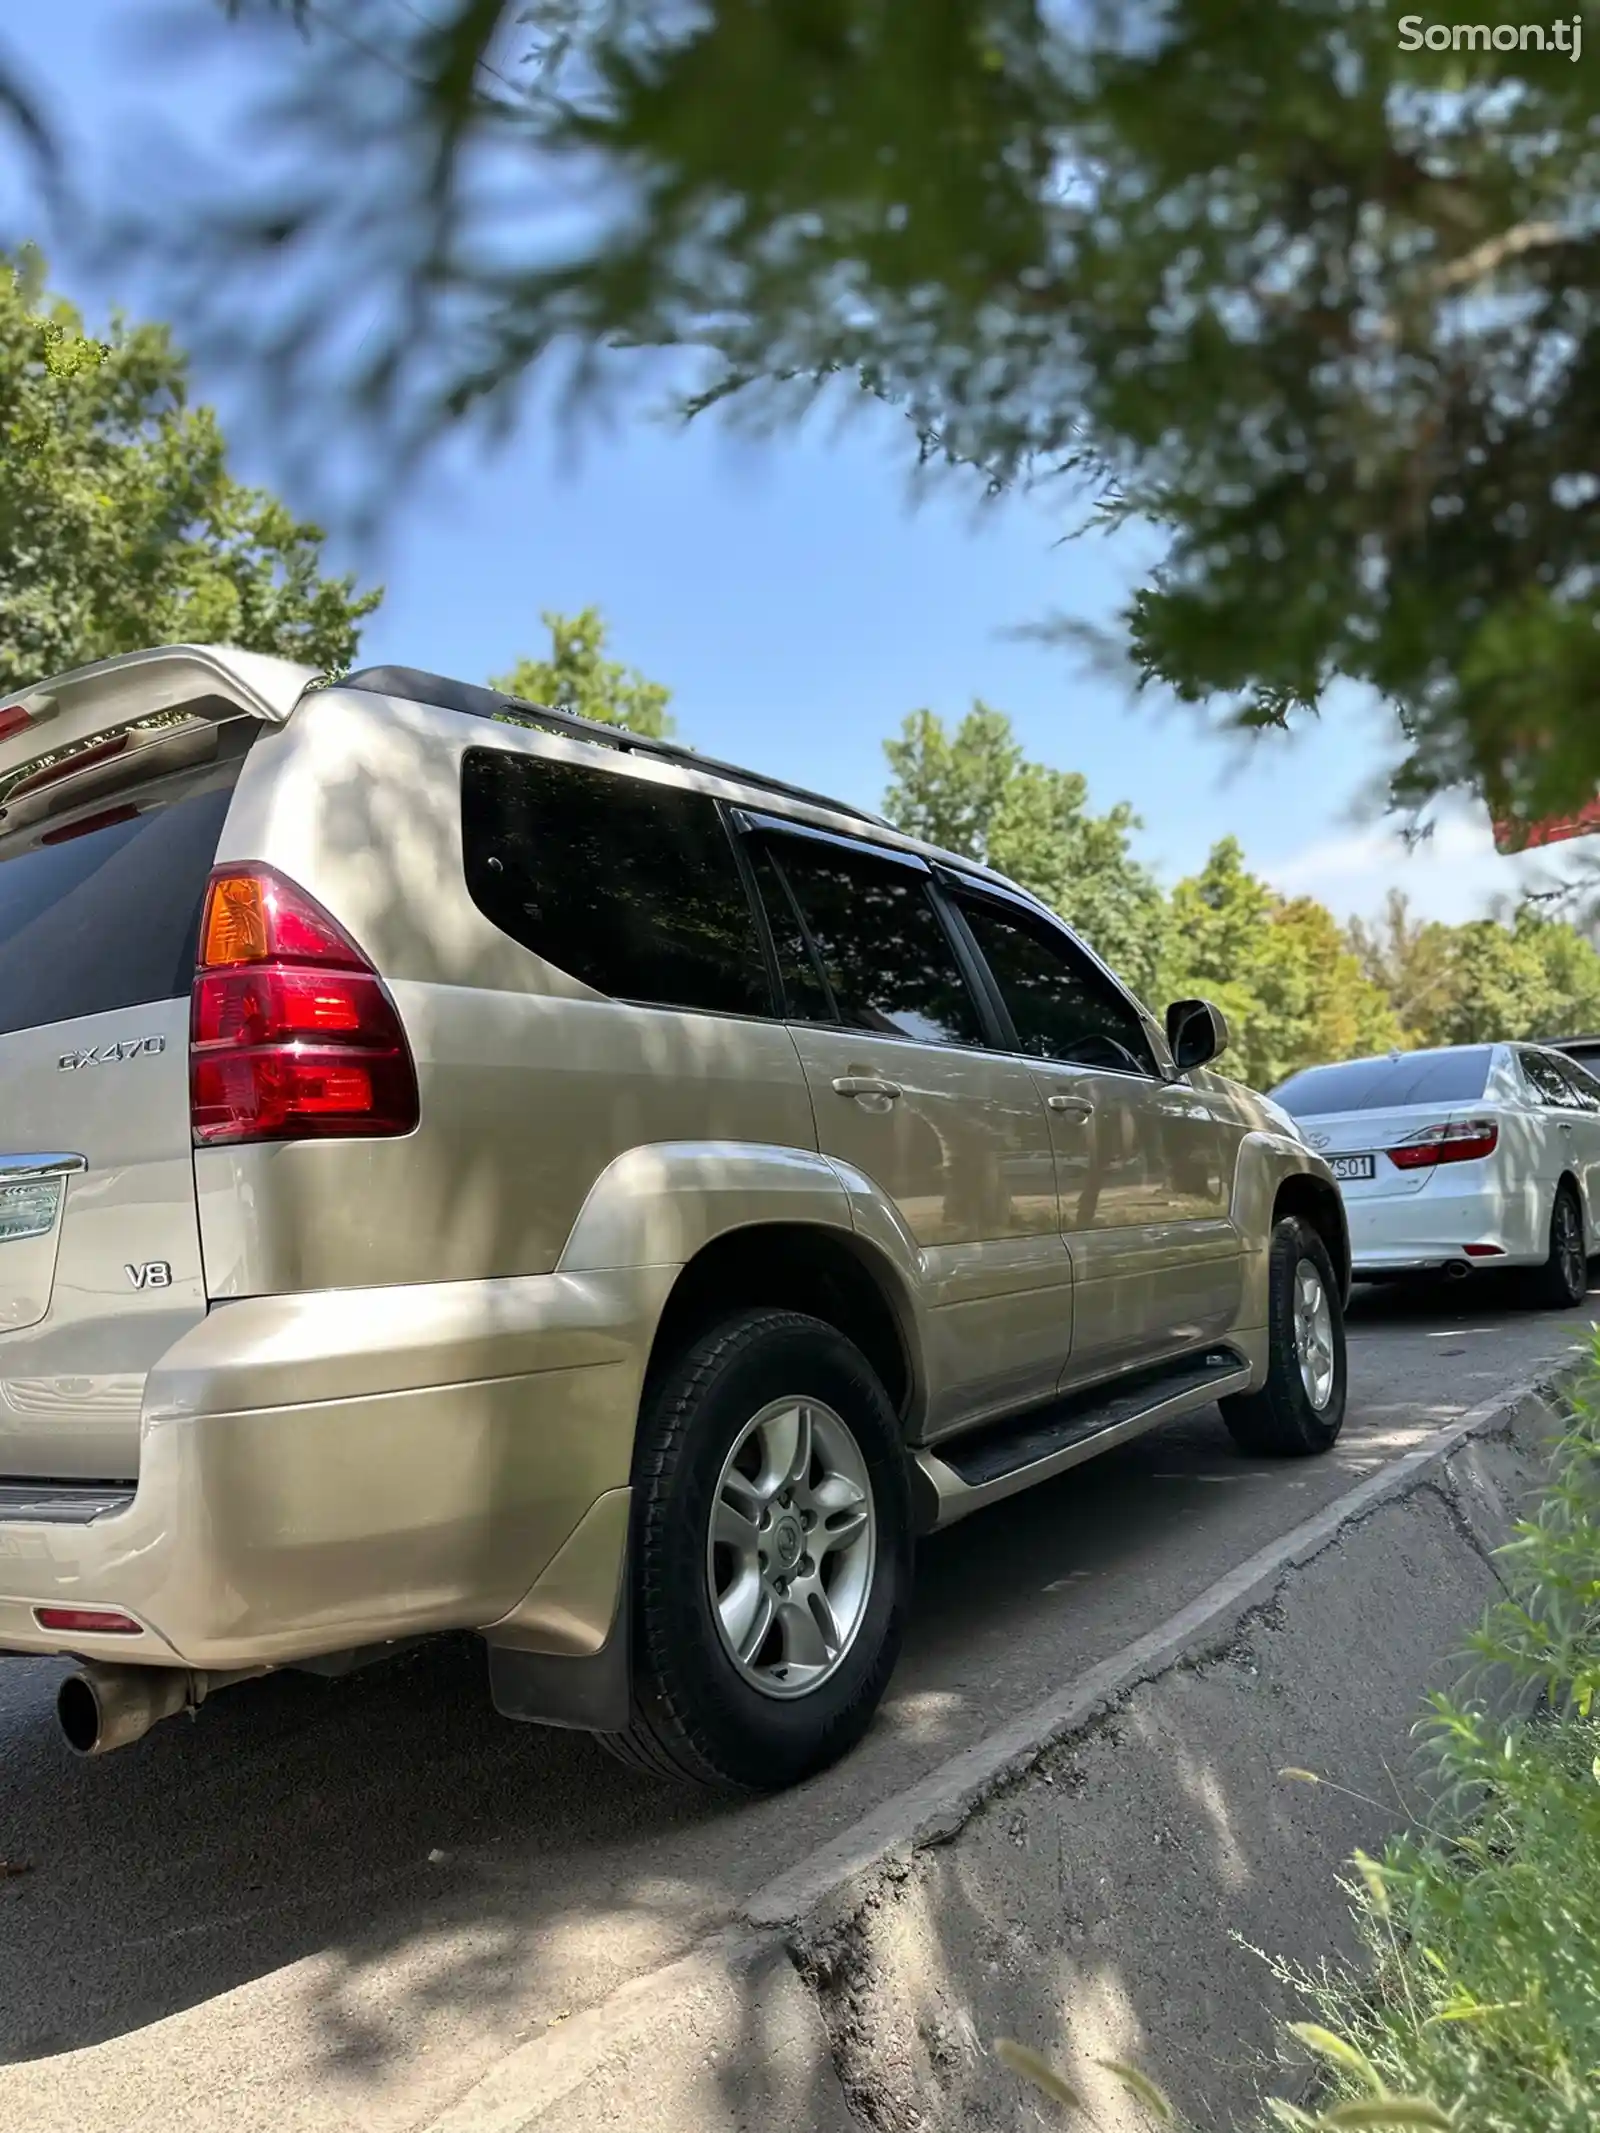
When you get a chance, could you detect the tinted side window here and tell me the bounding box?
[747,844,832,1022]
[1521,1050,1584,1109]
[462,749,769,1017]
[763,836,985,1046]
[0,758,245,1038]
[957,895,1157,1075]
[1561,1057,1600,1112]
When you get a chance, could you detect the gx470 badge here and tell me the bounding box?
[58,1036,166,1070]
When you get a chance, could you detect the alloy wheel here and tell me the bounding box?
[706,1397,876,1700]
[1292,1258,1336,1411]
[1557,1193,1586,1297]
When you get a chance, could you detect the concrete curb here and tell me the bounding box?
[423,1351,1590,2133]
[743,1355,1585,1929]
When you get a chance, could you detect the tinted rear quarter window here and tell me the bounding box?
[461,747,770,1016]
[1273,1048,1494,1116]
[0,757,246,1038]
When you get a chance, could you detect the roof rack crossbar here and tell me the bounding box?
[338,664,895,832]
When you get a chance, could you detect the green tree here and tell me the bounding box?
[1163,839,1401,1089]
[1350,894,1600,1046]
[0,247,380,693]
[139,0,1600,829]
[882,703,1166,997]
[1346,892,1461,1048]
[490,607,674,738]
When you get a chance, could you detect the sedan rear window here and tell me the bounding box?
[1272,1048,1494,1117]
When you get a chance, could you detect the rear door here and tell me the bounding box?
[1552,1054,1600,1247]
[740,822,1072,1435]
[1520,1049,1600,1237]
[0,689,266,1480]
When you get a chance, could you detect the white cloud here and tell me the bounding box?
[1260,808,1571,923]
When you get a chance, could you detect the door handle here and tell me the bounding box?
[1045,1094,1095,1117]
[832,1076,902,1100]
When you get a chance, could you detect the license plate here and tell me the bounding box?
[0,1178,63,1243]
[1329,1154,1375,1183]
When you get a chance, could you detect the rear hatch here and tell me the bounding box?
[1271,1047,1500,1201]
[0,648,313,1481]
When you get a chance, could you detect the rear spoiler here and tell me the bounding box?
[0,644,321,829]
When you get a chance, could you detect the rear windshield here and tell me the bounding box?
[1272,1048,1494,1117]
[0,750,249,1038]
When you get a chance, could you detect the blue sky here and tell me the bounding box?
[0,4,1566,926]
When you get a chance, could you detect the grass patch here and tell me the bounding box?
[999,1344,1600,2132]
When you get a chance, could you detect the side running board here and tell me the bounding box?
[913,1348,1252,1530]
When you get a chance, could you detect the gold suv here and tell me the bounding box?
[0,646,1348,1788]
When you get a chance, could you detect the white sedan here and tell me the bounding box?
[1270,1043,1600,1308]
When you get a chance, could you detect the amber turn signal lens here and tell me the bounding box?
[201,874,271,966]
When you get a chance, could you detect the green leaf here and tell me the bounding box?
[1349,1851,1392,1922]
[1424,1999,1526,2026]
[1315,2102,1454,2130]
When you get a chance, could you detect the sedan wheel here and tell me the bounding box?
[1526,1183,1588,1310]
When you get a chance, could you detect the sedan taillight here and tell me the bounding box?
[1386,1118,1499,1170]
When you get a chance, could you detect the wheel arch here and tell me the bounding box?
[1232,1132,1352,1312]
[1272,1172,1352,1303]
[640,1221,920,1427]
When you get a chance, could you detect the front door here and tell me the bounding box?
[945,886,1244,1383]
[742,829,1071,1434]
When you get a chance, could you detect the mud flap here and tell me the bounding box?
[484,1590,632,1734]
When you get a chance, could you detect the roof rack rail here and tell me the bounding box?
[339,664,895,833]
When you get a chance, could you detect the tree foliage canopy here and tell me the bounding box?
[881,715,1600,1088]
[86,0,1600,831]
[0,248,380,693]
[1160,837,1403,1090]
[1351,892,1600,1048]
[883,703,1166,997]
[490,606,674,736]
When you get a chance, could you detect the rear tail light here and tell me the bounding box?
[1386,1118,1499,1170]
[190,867,419,1146]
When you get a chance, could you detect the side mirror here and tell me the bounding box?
[1165,998,1230,1073]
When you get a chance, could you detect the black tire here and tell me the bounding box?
[1523,1181,1588,1311]
[1220,1215,1347,1458]
[601,1308,913,1792]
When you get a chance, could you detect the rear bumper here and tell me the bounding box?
[1345,1177,1545,1275]
[0,1267,670,1670]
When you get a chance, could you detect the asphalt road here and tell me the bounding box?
[2,1277,1596,2133]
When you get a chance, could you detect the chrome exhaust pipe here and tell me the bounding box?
[1443,1260,1471,1281]
[56,1663,262,1757]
